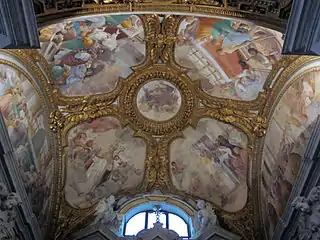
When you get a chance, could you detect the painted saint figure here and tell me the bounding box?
[40,15,145,96]
[68,132,113,196]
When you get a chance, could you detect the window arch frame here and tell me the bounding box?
[123,209,191,239]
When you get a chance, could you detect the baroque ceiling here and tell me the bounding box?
[1,0,320,239]
[37,13,292,238]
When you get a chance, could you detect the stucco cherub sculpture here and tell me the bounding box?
[292,186,320,240]
[0,182,21,239]
[93,195,123,234]
[192,199,217,236]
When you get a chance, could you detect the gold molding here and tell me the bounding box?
[120,64,197,135]
[2,13,318,240]
[36,3,287,32]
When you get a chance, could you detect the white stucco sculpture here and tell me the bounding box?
[0,182,21,239]
[93,195,123,234]
[193,199,217,235]
[292,186,320,240]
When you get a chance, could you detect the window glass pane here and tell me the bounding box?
[168,213,189,237]
[147,212,167,229]
[125,212,146,236]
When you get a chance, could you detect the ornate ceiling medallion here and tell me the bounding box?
[136,80,182,121]
[121,64,196,135]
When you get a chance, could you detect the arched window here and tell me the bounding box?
[124,210,190,239]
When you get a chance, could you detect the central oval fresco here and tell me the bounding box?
[136,80,182,121]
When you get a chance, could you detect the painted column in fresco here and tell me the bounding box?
[0,112,41,240]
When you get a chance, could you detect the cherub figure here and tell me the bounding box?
[292,186,320,239]
[0,183,21,239]
[192,199,217,235]
[93,195,123,234]
[93,195,118,225]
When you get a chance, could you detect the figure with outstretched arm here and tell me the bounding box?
[159,81,175,93]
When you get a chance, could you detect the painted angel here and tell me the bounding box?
[89,28,120,51]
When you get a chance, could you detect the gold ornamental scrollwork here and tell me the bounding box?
[6,15,319,240]
[121,64,197,135]
[49,104,122,134]
[137,14,182,68]
[158,15,181,64]
[141,136,174,191]
[220,199,259,240]
[195,108,267,138]
[51,85,123,107]
[54,200,97,239]
[49,110,65,132]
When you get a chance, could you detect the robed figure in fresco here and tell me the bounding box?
[40,15,145,96]
[66,119,144,208]
[0,65,53,231]
[211,20,252,47]
[68,132,113,196]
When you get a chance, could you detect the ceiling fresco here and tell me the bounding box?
[260,68,320,239]
[170,118,248,212]
[175,16,283,101]
[136,80,182,121]
[65,116,146,208]
[39,14,145,96]
[0,62,54,233]
[37,13,291,239]
[3,4,319,238]
[35,13,296,239]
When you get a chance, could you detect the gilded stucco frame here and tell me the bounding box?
[2,6,320,239]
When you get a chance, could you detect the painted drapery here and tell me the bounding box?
[261,69,320,239]
[0,63,54,232]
